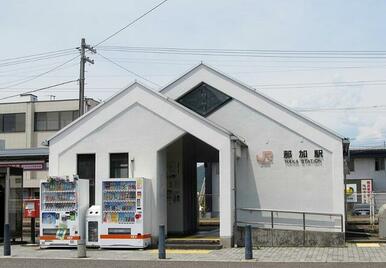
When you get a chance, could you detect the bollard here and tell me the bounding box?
[3,223,11,256]
[31,217,36,244]
[158,225,166,259]
[77,240,87,258]
[244,224,253,260]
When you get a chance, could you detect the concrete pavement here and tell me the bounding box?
[2,243,386,267]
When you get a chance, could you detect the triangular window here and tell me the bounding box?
[177,83,231,117]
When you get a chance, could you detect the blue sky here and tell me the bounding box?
[1,0,386,146]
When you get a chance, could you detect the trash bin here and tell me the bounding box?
[86,205,101,247]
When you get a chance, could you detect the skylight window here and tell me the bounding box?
[177,83,231,117]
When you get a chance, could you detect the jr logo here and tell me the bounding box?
[256,151,273,165]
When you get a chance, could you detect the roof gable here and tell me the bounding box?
[48,82,243,152]
[161,64,344,148]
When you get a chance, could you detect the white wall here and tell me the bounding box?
[50,104,185,236]
[49,84,235,244]
[347,158,386,192]
[208,100,344,218]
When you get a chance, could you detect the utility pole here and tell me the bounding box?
[3,168,10,256]
[79,38,96,116]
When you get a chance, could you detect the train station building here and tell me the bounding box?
[46,64,349,247]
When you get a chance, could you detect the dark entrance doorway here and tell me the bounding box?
[77,154,95,205]
[166,134,219,237]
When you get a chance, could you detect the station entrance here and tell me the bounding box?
[165,134,220,239]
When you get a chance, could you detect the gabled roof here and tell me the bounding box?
[47,82,245,146]
[161,63,344,141]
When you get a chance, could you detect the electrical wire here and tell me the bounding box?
[0,62,79,86]
[0,48,76,63]
[295,105,386,112]
[97,56,386,67]
[100,46,386,55]
[98,46,386,59]
[0,50,78,68]
[96,52,161,88]
[94,0,168,47]
[0,80,79,101]
[255,79,386,87]
[0,55,80,89]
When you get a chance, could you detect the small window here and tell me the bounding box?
[35,110,79,131]
[110,153,129,178]
[375,158,385,171]
[348,159,355,172]
[177,83,232,117]
[0,113,25,132]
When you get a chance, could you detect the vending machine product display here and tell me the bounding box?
[39,176,89,248]
[100,178,151,248]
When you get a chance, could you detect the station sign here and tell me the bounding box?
[0,161,46,171]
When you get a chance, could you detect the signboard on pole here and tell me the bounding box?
[0,161,46,171]
[361,179,373,204]
[346,184,357,203]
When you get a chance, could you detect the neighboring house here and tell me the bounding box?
[347,147,386,193]
[0,94,99,197]
[47,64,348,247]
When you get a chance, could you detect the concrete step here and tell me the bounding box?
[166,238,220,245]
[165,237,222,249]
[165,243,222,250]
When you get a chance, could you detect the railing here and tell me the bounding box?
[237,208,344,233]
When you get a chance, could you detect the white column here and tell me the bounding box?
[154,150,167,243]
[219,140,234,247]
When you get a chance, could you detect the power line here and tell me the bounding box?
[296,105,386,112]
[0,55,79,89]
[0,62,79,85]
[98,56,386,67]
[255,79,386,87]
[94,0,169,47]
[96,52,161,88]
[254,81,386,90]
[0,50,78,68]
[0,48,76,63]
[101,46,386,54]
[0,80,79,101]
[0,59,81,74]
[98,46,386,59]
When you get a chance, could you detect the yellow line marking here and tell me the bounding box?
[149,249,211,254]
[167,237,220,241]
[356,243,380,248]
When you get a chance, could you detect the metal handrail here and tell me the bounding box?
[239,208,343,217]
[237,208,344,233]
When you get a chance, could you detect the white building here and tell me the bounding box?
[347,148,386,193]
[0,95,98,197]
[47,64,348,247]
